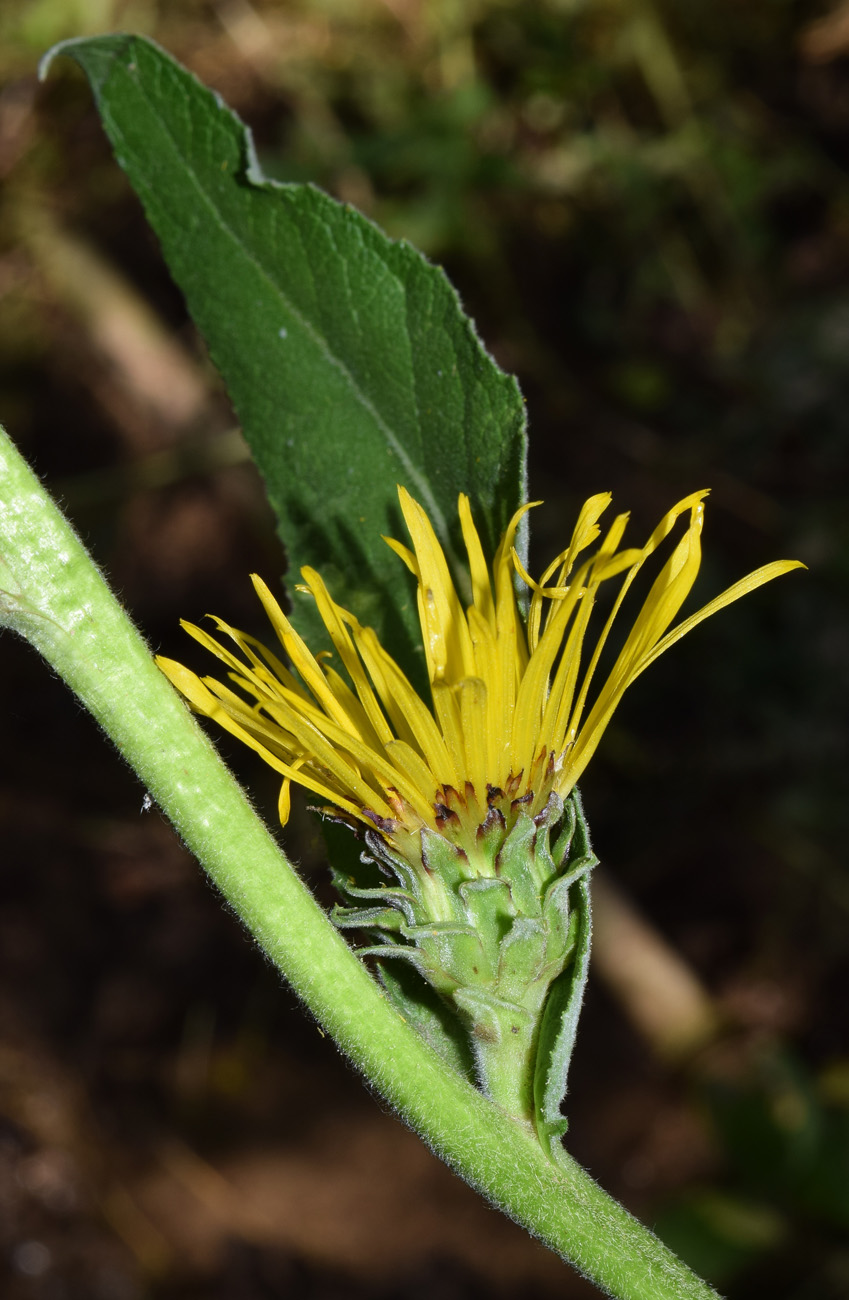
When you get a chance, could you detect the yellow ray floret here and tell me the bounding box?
[157,486,803,834]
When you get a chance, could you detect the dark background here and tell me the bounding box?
[0,2,847,1297]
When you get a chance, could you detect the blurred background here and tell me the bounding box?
[1,1,847,1297]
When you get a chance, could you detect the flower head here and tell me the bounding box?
[159,486,800,844]
[158,487,801,1125]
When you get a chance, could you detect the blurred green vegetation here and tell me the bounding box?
[1,1,847,1297]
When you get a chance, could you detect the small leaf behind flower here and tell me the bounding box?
[533,795,597,1155]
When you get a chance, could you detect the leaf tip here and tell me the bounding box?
[38,32,142,89]
[38,37,82,83]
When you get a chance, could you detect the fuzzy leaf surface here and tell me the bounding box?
[44,34,527,671]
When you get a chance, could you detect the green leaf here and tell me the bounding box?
[533,875,592,1153]
[533,791,597,1156]
[42,34,527,675]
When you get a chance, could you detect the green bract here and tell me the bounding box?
[334,789,595,1146]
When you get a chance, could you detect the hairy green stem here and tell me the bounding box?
[0,426,719,1300]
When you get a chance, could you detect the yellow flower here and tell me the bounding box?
[157,487,802,838]
[159,487,801,1127]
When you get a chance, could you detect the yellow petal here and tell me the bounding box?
[458,493,495,623]
[398,485,474,682]
[634,559,806,676]
[299,566,395,748]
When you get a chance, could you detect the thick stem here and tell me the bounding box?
[0,426,720,1300]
